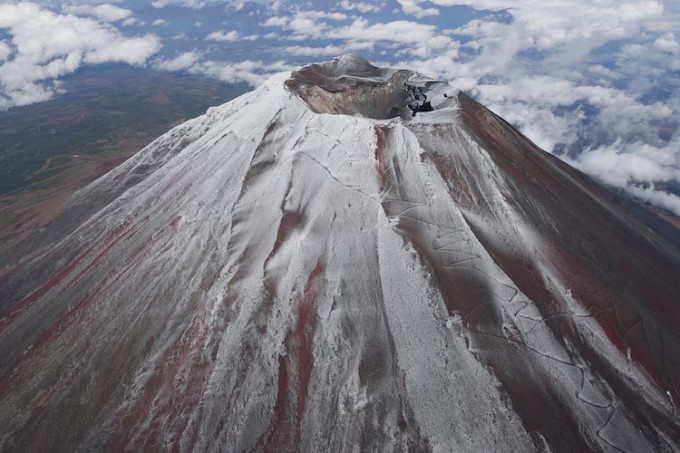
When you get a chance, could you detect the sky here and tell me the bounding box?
[0,0,679,215]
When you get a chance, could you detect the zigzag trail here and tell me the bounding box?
[1,56,679,452]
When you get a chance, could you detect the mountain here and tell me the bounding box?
[1,55,679,452]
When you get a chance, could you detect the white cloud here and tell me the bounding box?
[588,64,621,80]
[627,186,680,216]
[151,47,295,88]
[121,17,139,27]
[207,30,241,42]
[561,139,680,215]
[338,1,384,13]
[284,42,374,57]
[155,51,200,71]
[191,59,294,86]
[261,14,447,51]
[62,4,133,22]
[571,141,680,187]
[152,19,168,27]
[442,74,673,153]
[449,0,664,71]
[495,0,671,73]
[267,0,283,13]
[0,2,161,110]
[231,0,245,11]
[262,16,287,27]
[287,17,321,37]
[205,29,258,42]
[84,36,161,65]
[152,0,206,9]
[296,11,349,21]
[654,33,680,51]
[397,0,439,18]
[327,19,451,46]
[0,41,11,62]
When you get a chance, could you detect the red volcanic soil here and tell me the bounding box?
[256,259,323,453]
[1,57,679,453]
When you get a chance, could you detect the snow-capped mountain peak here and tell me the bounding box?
[1,56,679,452]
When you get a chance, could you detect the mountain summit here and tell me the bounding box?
[1,55,679,452]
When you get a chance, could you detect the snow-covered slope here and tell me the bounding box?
[1,56,679,452]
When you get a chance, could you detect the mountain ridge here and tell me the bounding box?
[0,55,679,452]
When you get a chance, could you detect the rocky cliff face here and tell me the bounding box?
[1,56,679,452]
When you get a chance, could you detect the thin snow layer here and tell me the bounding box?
[1,58,680,452]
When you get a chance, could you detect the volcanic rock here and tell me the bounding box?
[1,56,679,452]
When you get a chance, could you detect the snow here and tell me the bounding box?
[0,57,679,452]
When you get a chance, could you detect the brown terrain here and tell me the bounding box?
[0,67,246,256]
[0,57,679,452]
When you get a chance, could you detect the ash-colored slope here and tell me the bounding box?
[1,56,679,452]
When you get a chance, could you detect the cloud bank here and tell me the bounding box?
[0,2,161,110]
[62,4,133,22]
